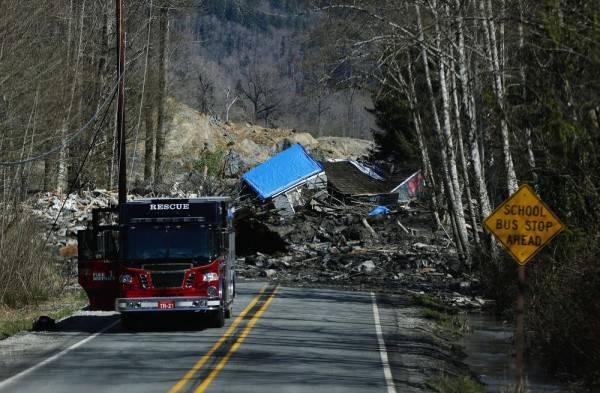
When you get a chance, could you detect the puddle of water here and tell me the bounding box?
[460,313,564,393]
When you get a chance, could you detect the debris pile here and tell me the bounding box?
[30,190,119,249]
[27,142,486,308]
[30,188,223,250]
[236,194,486,308]
[232,143,485,307]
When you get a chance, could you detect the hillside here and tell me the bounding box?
[170,0,376,138]
[130,99,374,183]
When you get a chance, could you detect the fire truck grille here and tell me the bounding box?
[151,272,185,288]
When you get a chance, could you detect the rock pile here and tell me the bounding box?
[30,189,223,249]
[30,190,119,249]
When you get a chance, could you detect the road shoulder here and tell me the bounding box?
[0,310,119,384]
[375,293,475,392]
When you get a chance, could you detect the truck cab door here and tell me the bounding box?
[77,230,119,311]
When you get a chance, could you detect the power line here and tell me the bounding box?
[45,86,119,243]
[130,0,154,178]
[0,75,122,167]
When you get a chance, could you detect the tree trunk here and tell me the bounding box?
[416,4,470,262]
[56,0,76,193]
[482,0,518,194]
[405,52,442,230]
[154,4,169,187]
[130,0,153,184]
[433,2,471,260]
[43,156,53,191]
[144,105,155,184]
[22,89,38,200]
[102,0,114,189]
[519,1,537,185]
[455,0,492,220]
[450,55,480,246]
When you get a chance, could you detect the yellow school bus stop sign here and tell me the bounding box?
[484,184,565,265]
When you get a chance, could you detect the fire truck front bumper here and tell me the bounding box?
[116,297,221,313]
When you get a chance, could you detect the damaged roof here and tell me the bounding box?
[323,161,389,196]
[323,160,419,196]
[242,144,324,200]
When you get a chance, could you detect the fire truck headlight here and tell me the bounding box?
[207,286,218,297]
[119,274,133,284]
[203,272,219,282]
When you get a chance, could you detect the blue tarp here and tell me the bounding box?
[242,144,323,200]
[368,206,391,217]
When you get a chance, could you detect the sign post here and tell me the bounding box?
[483,184,564,393]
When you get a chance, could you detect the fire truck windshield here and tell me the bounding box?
[126,223,217,264]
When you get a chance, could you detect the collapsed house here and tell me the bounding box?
[241,144,424,216]
[322,160,424,206]
[240,144,327,216]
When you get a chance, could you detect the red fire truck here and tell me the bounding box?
[77,197,236,329]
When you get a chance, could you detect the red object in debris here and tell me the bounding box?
[407,172,424,197]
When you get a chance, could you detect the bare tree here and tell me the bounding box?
[236,64,282,126]
[416,3,470,260]
[143,105,155,183]
[154,2,169,187]
[454,0,492,221]
[223,87,238,123]
[57,0,83,193]
[480,0,518,194]
[197,71,214,114]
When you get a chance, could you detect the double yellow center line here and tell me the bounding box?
[168,286,278,393]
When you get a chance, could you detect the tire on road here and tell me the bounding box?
[120,313,139,330]
[209,307,225,328]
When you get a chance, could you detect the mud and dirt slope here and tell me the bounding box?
[140,99,374,180]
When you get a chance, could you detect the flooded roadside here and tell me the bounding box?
[460,313,564,393]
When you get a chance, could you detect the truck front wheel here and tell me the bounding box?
[121,313,139,330]
[209,308,225,328]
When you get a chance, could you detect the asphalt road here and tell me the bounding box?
[0,282,397,393]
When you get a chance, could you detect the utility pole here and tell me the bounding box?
[116,0,127,205]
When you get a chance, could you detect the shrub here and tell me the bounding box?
[527,235,600,387]
[194,149,226,178]
[0,208,64,308]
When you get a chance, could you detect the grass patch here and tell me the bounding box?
[412,294,470,336]
[0,288,87,339]
[428,374,486,393]
[422,308,470,337]
[412,293,456,314]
